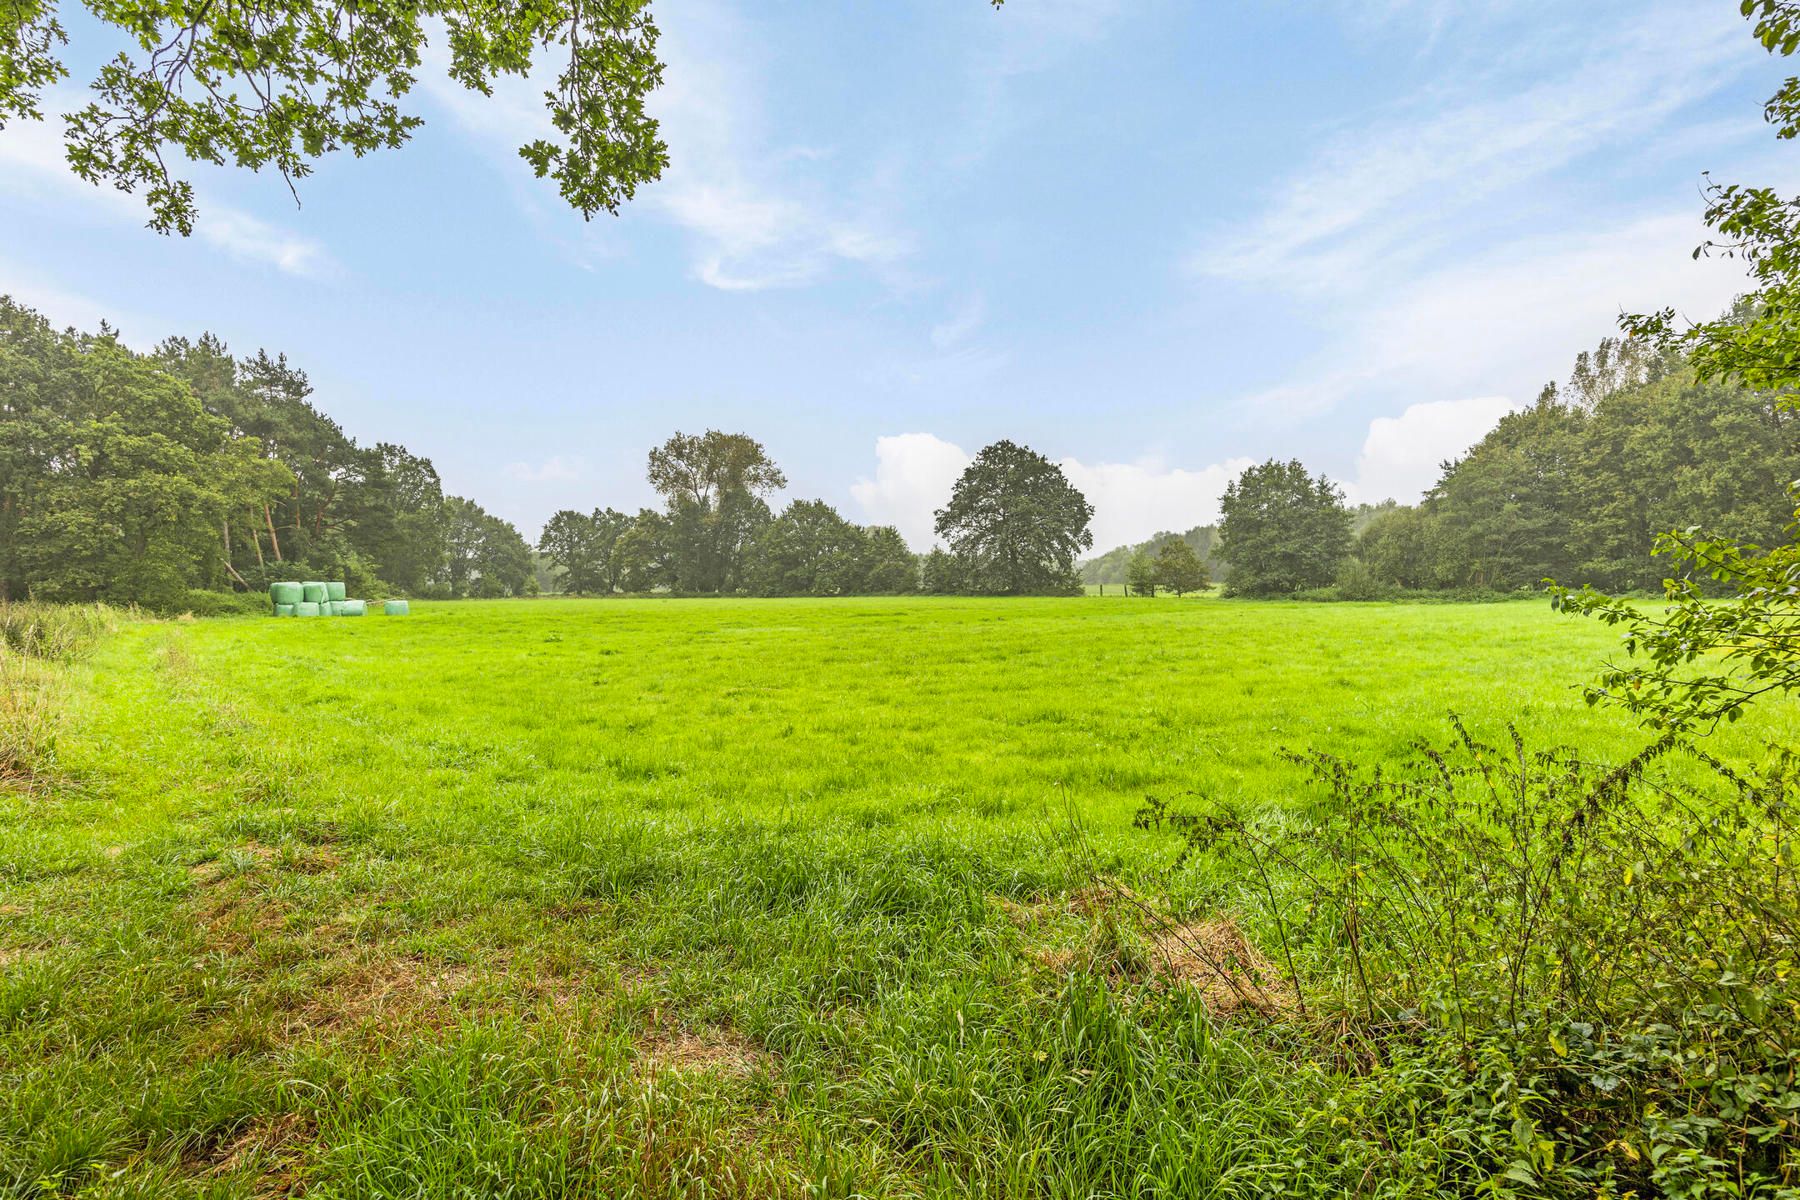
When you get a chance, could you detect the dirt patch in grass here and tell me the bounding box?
[188,839,284,883]
[189,882,291,955]
[186,1111,314,1196]
[285,953,481,1037]
[641,1026,766,1077]
[1145,917,1291,1016]
[635,1003,768,1078]
[994,887,1292,1017]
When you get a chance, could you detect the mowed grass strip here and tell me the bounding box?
[3,597,1793,1197]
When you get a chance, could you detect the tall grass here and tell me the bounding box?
[0,604,115,785]
[0,602,116,661]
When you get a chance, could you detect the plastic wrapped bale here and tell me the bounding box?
[301,581,328,603]
[294,601,323,616]
[269,581,304,606]
[326,600,346,616]
[339,599,367,616]
[326,582,347,602]
[384,600,410,616]
[274,603,298,617]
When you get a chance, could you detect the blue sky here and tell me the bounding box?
[0,0,1789,551]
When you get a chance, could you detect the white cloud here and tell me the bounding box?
[850,397,1539,558]
[1347,395,1522,504]
[419,3,911,291]
[504,455,584,483]
[0,106,333,277]
[1057,455,1257,553]
[850,433,1256,554]
[1240,205,1758,426]
[201,209,331,277]
[850,433,972,549]
[1193,4,1749,295]
[647,3,912,291]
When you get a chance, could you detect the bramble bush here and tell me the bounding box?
[1137,719,1800,1198]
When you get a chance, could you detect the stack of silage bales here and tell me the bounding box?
[270,580,302,617]
[267,581,397,617]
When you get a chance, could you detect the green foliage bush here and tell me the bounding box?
[1330,556,1386,600]
[175,590,271,617]
[1218,459,1353,596]
[0,602,115,660]
[1137,721,1800,1197]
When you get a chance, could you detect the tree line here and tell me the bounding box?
[10,291,1780,609]
[1360,335,1797,594]
[0,298,535,609]
[1079,332,1800,599]
[537,435,1096,596]
[0,302,1100,609]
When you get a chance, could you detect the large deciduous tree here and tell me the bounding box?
[442,496,533,598]
[611,508,671,593]
[1152,538,1209,596]
[155,330,455,594]
[1551,4,1800,732]
[646,430,784,594]
[0,0,667,234]
[1217,459,1351,597]
[933,439,1092,595]
[749,499,862,597]
[538,508,619,594]
[0,298,293,606]
[857,525,919,594]
[1350,337,1800,593]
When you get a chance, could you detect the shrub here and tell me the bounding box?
[176,590,271,618]
[0,602,116,660]
[1331,557,1387,601]
[1136,721,1800,1197]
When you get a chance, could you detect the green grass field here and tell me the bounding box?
[5,597,1795,1198]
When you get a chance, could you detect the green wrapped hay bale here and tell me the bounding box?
[326,600,346,616]
[301,581,328,603]
[326,581,347,602]
[269,581,303,606]
[274,603,298,617]
[294,601,323,617]
[339,599,367,616]
[383,600,410,616]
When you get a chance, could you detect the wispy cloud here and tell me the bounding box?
[645,1,912,291]
[1240,205,1758,427]
[419,2,912,291]
[1192,4,1751,296]
[0,104,335,278]
[504,455,584,483]
[946,0,1125,171]
[930,293,987,349]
